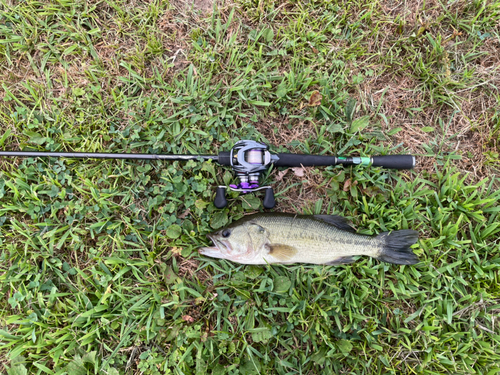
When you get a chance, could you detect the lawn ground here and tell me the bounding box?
[1,0,500,374]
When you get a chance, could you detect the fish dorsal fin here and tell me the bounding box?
[266,244,297,262]
[313,215,356,232]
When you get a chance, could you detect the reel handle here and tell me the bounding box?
[214,187,228,208]
[212,186,276,209]
[263,188,276,209]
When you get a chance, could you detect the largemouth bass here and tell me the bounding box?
[199,213,419,265]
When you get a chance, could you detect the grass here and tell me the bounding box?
[0,0,500,373]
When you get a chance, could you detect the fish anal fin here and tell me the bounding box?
[267,244,297,261]
[325,256,356,265]
[313,215,356,232]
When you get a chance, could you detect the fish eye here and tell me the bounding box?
[221,229,231,238]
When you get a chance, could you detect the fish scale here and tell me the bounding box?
[200,213,420,266]
[256,215,382,264]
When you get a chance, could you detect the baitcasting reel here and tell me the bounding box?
[214,140,279,209]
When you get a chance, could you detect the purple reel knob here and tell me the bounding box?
[230,181,259,193]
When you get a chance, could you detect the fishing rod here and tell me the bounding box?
[0,140,415,209]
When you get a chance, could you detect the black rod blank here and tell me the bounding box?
[0,151,217,162]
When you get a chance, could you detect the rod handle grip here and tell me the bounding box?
[371,155,415,170]
[217,151,231,166]
[274,154,337,167]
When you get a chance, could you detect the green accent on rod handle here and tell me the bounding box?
[337,156,371,166]
[360,157,371,166]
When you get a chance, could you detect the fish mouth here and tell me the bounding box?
[199,235,230,258]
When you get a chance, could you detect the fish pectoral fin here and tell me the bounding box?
[266,244,297,261]
[313,215,356,232]
[325,256,356,265]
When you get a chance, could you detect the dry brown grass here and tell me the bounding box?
[240,0,500,211]
[256,117,317,147]
[343,1,500,180]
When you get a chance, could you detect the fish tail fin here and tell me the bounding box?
[376,230,419,265]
